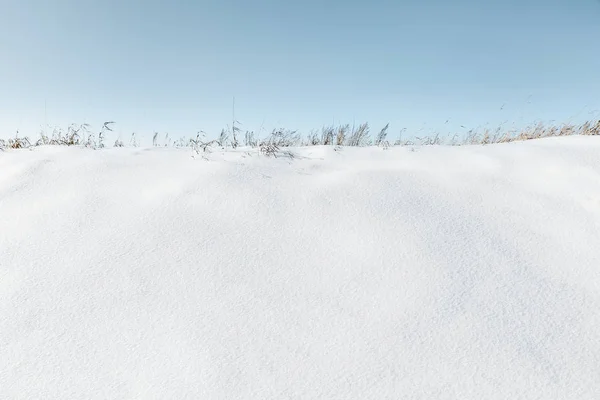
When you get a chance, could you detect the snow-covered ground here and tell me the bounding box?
[1,137,600,399]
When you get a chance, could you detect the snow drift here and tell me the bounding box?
[1,137,600,399]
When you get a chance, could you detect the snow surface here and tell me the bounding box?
[1,137,600,399]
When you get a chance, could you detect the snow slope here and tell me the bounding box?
[1,137,600,399]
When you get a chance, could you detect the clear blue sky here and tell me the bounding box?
[2,0,600,142]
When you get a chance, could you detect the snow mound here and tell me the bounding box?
[1,137,600,399]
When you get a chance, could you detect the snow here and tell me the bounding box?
[1,137,600,399]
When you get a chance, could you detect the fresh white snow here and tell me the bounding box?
[1,137,600,399]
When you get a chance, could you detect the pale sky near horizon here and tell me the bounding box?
[2,0,600,142]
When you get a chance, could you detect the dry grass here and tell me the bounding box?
[1,119,599,152]
[460,119,600,146]
[0,135,30,149]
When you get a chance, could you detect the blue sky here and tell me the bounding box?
[2,0,600,142]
